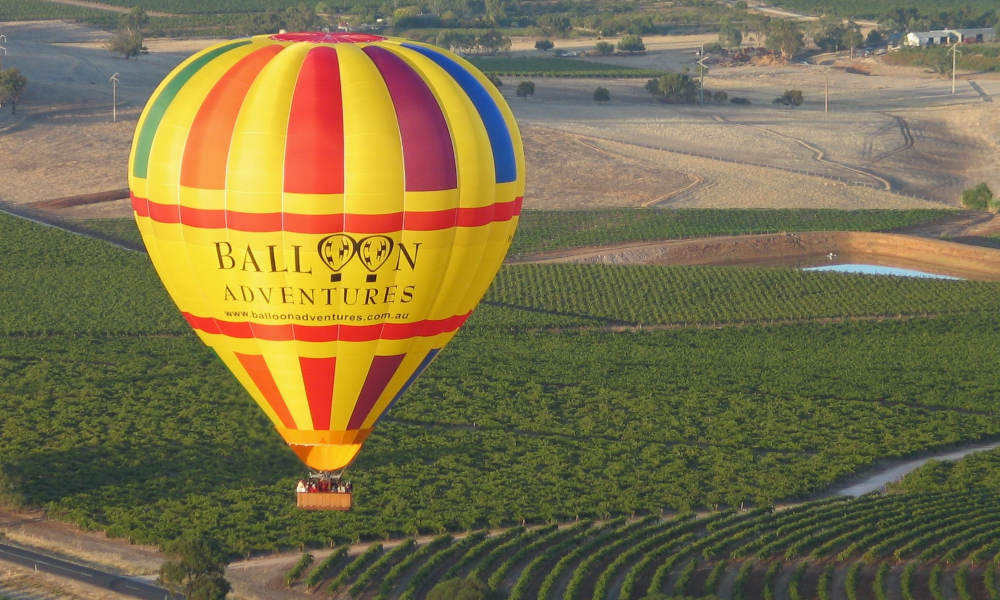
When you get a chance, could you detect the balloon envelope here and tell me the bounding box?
[129,32,524,471]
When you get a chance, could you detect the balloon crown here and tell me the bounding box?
[269,32,386,43]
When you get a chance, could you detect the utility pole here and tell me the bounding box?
[110,72,119,122]
[697,55,708,105]
[824,68,829,113]
[949,40,960,95]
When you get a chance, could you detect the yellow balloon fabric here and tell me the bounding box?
[128,33,524,471]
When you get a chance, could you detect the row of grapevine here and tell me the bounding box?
[285,490,1000,598]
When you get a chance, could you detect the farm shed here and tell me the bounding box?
[904,28,996,47]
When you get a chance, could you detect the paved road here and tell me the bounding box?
[0,544,179,600]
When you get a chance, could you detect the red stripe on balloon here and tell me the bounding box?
[235,352,297,429]
[362,46,457,192]
[184,312,470,342]
[181,45,282,190]
[131,192,523,233]
[284,46,346,195]
[299,356,337,430]
[347,354,405,429]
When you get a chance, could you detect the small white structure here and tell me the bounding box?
[904,28,996,47]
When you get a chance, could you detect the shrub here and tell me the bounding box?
[516,80,535,99]
[646,72,697,103]
[534,39,553,51]
[774,89,803,106]
[595,41,614,55]
[617,34,645,53]
[961,182,994,211]
[594,87,611,101]
[730,96,751,104]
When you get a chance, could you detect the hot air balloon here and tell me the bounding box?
[128,32,524,510]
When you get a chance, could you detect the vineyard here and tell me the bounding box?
[76,208,957,259]
[1,209,1000,566]
[282,490,1000,599]
[767,0,998,18]
[467,56,665,78]
[0,0,107,21]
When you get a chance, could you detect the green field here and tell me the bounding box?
[3,209,1000,561]
[467,56,665,78]
[288,491,1000,599]
[771,0,998,19]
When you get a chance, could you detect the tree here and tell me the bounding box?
[713,90,728,104]
[866,29,884,47]
[719,22,743,49]
[842,25,863,59]
[645,72,697,103]
[765,21,803,59]
[773,89,803,106]
[159,538,231,600]
[484,0,506,26]
[476,29,510,55]
[0,68,27,115]
[436,30,476,53]
[961,182,994,211]
[593,86,610,102]
[534,39,554,51]
[537,14,571,37]
[595,41,614,55]
[427,576,502,600]
[810,15,845,52]
[120,6,149,33]
[107,5,148,59]
[516,80,534,100]
[617,34,645,53]
[107,28,145,59]
[283,4,327,31]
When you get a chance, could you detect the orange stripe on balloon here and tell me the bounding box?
[184,312,470,342]
[362,46,457,192]
[235,352,297,429]
[131,192,522,233]
[347,354,405,429]
[284,46,345,195]
[180,45,283,190]
[299,356,336,430]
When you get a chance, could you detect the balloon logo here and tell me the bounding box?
[128,32,525,473]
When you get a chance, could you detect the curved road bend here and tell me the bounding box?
[0,543,179,600]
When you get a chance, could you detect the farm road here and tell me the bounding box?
[0,544,177,600]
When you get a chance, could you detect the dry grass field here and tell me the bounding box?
[1,21,998,218]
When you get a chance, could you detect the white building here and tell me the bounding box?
[904,28,996,47]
